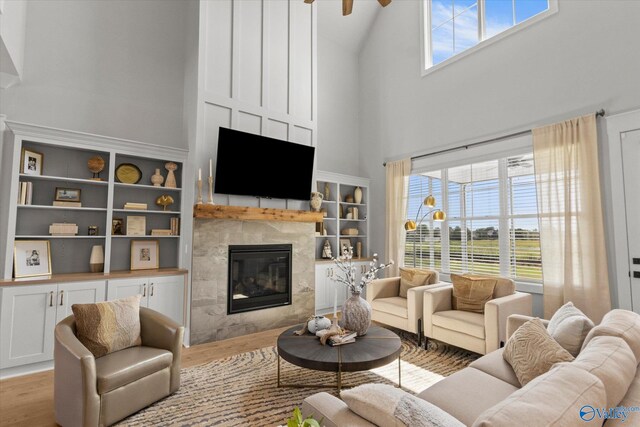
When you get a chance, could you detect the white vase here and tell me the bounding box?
[90,245,104,273]
[310,192,323,212]
[151,168,164,187]
[354,186,363,204]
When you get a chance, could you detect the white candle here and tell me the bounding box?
[333,285,338,318]
[198,168,202,181]
[209,159,213,177]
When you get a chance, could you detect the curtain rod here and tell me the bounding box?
[383,109,606,167]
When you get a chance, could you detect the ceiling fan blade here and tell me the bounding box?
[378,0,392,6]
[304,0,314,3]
[343,0,353,16]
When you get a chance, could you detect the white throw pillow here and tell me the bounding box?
[547,302,595,356]
[341,384,465,427]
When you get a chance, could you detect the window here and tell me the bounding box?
[423,0,556,71]
[405,153,542,282]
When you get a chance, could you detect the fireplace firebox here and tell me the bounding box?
[227,244,292,314]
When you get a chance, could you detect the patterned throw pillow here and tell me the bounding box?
[547,302,595,356]
[503,318,575,386]
[399,267,434,298]
[450,273,496,314]
[72,295,142,358]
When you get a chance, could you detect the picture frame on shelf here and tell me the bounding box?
[130,240,159,270]
[13,240,52,278]
[339,238,352,255]
[20,148,43,175]
[55,187,81,202]
[112,218,124,235]
[126,216,146,236]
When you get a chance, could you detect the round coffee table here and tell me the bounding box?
[276,325,402,391]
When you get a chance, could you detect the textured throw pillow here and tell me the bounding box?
[399,267,434,298]
[450,273,496,314]
[547,302,595,357]
[341,384,465,427]
[72,295,142,358]
[503,318,575,386]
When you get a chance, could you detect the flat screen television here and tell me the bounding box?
[214,127,315,201]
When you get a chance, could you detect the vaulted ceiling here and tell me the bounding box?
[316,0,381,53]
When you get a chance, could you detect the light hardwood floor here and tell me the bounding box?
[0,326,292,427]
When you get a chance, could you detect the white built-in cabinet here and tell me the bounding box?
[315,261,370,315]
[0,280,105,369]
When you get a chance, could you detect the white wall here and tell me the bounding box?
[0,0,27,87]
[194,0,316,209]
[0,0,189,148]
[359,0,640,308]
[316,35,360,177]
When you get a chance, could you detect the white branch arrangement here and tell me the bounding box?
[331,246,394,294]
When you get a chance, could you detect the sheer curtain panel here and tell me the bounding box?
[385,159,411,277]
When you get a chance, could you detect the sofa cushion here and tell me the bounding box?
[603,366,640,426]
[582,309,640,363]
[462,273,515,299]
[503,318,574,386]
[469,348,520,388]
[472,363,607,427]
[547,301,594,356]
[371,297,408,318]
[572,336,636,409]
[303,392,377,427]
[432,310,485,339]
[341,384,465,427]
[399,268,436,298]
[95,346,173,394]
[419,367,519,427]
[72,295,142,358]
[451,274,496,314]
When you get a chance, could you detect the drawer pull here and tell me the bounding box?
[150,283,154,297]
[60,290,64,306]
[143,285,146,297]
[49,291,54,307]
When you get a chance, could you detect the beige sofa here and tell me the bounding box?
[54,307,184,427]
[303,309,640,427]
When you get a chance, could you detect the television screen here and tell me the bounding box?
[214,127,315,201]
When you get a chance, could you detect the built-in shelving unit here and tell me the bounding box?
[0,121,189,279]
[314,171,370,261]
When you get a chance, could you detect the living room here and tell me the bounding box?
[0,0,639,426]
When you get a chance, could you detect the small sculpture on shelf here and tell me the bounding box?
[165,162,178,188]
[354,186,363,204]
[151,168,165,187]
[87,156,105,181]
[310,192,323,212]
[321,239,332,259]
[156,194,174,211]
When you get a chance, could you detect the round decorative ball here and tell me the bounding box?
[87,156,105,180]
[307,316,331,334]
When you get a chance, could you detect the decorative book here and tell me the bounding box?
[151,229,172,236]
[53,201,82,207]
[49,223,78,236]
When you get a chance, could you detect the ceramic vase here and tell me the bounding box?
[310,192,323,212]
[340,292,371,336]
[354,186,363,204]
[151,168,164,187]
[89,245,104,273]
[165,162,178,188]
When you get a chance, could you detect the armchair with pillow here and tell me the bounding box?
[423,273,532,354]
[367,267,447,346]
[54,295,184,427]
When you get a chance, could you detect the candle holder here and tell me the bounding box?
[207,176,215,205]
[197,178,203,204]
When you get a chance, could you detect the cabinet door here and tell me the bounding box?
[315,266,329,312]
[147,275,185,325]
[107,278,149,307]
[0,284,58,368]
[56,281,107,323]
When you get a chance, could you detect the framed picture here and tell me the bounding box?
[14,240,52,278]
[339,238,352,255]
[126,216,146,236]
[55,187,81,202]
[20,148,44,175]
[112,218,124,235]
[130,240,159,270]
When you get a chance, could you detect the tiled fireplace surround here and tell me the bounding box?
[190,218,315,345]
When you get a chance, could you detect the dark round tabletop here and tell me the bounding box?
[277,325,402,372]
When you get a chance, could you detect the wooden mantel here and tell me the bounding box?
[193,204,324,223]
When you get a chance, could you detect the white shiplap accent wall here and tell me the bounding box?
[196,0,317,209]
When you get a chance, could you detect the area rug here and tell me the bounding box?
[117,332,478,427]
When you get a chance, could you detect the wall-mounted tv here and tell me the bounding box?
[214,127,315,201]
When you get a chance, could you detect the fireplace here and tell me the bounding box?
[227,244,292,314]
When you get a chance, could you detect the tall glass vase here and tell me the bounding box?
[340,292,371,336]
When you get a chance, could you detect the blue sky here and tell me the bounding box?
[431,0,549,64]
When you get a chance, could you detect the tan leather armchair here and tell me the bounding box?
[54,307,184,427]
[423,275,532,354]
[367,270,447,346]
